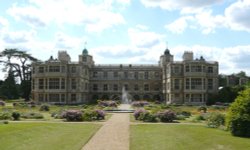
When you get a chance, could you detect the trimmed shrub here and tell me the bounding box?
[21,112,44,119]
[131,101,149,107]
[157,110,176,122]
[98,100,118,107]
[177,111,191,117]
[138,112,158,122]
[176,115,186,120]
[62,110,83,121]
[39,104,50,111]
[198,106,207,113]
[226,88,250,137]
[0,112,11,120]
[207,112,225,128]
[134,109,147,120]
[95,109,105,120]
[0,120,9,124]
[12,111,21,120]
[0,100,5,106]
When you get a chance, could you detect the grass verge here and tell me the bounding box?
[130,124,250,150]
[0,122,101,150]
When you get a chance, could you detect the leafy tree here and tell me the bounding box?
[226,88,250,137]
[0,70,19,99]
[0,49,38,100]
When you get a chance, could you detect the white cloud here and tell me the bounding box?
[140,0,223,11]
[128,27,165,48]
[7,0,126,32]
[0,16,9,29]
[225,0,250,32]
[165,16,194,34]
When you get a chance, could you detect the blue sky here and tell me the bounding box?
[0,0,250,79]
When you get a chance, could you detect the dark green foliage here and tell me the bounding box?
[0,49,38,101]
[0,71,19,99]
[206,112,225,128]
[21,112,44,119]
[197,106,207,113]
[0,112,11,120]
[82,110,95,121]
[39,104,50,111]
[12,111,21,120]
[138,112,158,122]
[177,111,191,117]
[227,88,250,137]
[207,86,245,105]
[82,110,106,121]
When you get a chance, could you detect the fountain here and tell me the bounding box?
[122,86,131,104]
[118,86,132,111]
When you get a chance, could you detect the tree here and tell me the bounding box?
[0,70,19,99]
[226,88,250,137]
[0,49,38,100]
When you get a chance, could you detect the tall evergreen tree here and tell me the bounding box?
[0,70,19,99]
[0,49,38,100]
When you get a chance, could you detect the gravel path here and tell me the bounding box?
[82,113,130,150]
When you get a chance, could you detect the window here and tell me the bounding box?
[32,79,35,90]
[113,84,118,91]
[103,84,108,91]
[113,72,118,78]
[71,66,76,73]
[85,83,88,90]
[134,84,139,91]
[134,72,138,79]
[154,72,159,78]
[71,79,76,89]
[191,94,202,102]
[208,79,213,90]
[173,66,179,74]
[49,94,60,102]
[49,66,60,72]
[39,79,44,89]
[45,79,47,89]
[124,72,128,79]
[208,67,213,73]
[144,72,149,79]
[191,78,202,90]
[185,65,190,72]
[61,94,65,102]
[61,78,65,89]
[154,84,160,91]
[174,79,179,90]
[38,67,44,73]
[124,84,129,91]
[83,56,87,62]
[93,84,98,91]
[103,72,107,78]
[185,79,190,89]
[49,78,60,89]
[144,84,149,91]
[93,72,98,78]
[38,94,44,102]
[61,66,65,72]
[71,94,76,102]
[191,65,202,72]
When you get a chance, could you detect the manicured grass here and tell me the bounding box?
[0,122,101,150]
[130,124,250,150]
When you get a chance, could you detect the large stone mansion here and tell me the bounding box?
[31,48,218,105]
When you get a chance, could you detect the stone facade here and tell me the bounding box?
[31,48,218,105]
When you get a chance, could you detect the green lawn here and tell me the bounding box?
[130,124,250,150]
[0,122,101,150]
